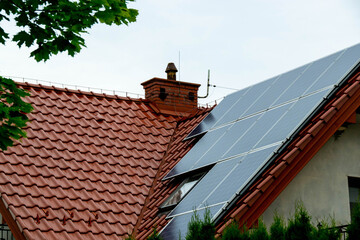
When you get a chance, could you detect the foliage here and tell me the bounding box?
[0,77,33,151]
[221,221,252,240]
[250,219,269,240]
[0,0,138,61]
[222,221,243,240]
[269,213,285,240]
[147,228,163,240]
[218,204,341,240]
[285,203,313,240]
[124,234,135,240]
[185,209,215,240]
[347,201,360,240]
[312,220,340,240]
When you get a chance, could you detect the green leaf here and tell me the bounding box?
[1,0,138,61]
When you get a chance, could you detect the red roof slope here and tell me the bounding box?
[135,107,213,239]
[0,82,185,239]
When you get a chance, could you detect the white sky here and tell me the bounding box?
[1,0,360,105]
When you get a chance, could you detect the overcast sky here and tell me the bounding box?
[1,0,360,105]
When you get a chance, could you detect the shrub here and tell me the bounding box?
[270,213,285,240]
[312,220,340,240]
[285,203,313,240]
[221,221,248,240]
[347,201,360,240]
[250,219,269,240]
[185,209,215,240]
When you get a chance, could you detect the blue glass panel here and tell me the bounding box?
[256,89,328,148]
[187,87,249,138]
[192,115,259,170]
[223,103,290,159]
[165,125,229,179]
[305,44,360,94]
[213,77,276,128]
[168,157,241,217]
[242,65,307,117]
[273,50,343,106]
[200,145,279,207]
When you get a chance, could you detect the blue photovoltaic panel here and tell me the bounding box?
[168,156,242,217]
[186,43,360,139]
[255,89,328,148]
[236,65,307,122]
[166,88,334,179]
[168,145,279,218]
[272,50,343,106]
[199,145,280,208]
[305,44,360,94]
[160,44,360,239]
[194,115,259,167]
[161,204,224,239]
[222,103,290,160]
[187,87,250,138]
[212,77,276,128]
[165,125,230,179]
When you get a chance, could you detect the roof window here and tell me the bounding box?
[160,173,203,210]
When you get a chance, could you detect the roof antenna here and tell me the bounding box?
[178,51,181,81]
[198,69,210,99]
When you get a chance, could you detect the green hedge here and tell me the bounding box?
[133,202,360,239]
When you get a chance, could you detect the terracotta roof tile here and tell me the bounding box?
[0,83,186,239]
[135,107,214,237]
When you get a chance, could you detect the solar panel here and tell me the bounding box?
[255,89,328,148]
[161,43,360,239]
[186,87,250,138]
[212,78,275,128]
[305,44,360,94]
[166,88,334,179]
[272,50,343,106]
[165,125,230,179]
[222,103,290,160]
[161,204,224,239]
[186,44,360,139]
[199,145,280,208]
[168,156,242,217]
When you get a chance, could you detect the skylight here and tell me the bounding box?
[161,173,203,209]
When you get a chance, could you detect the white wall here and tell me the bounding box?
[262,120,360,226]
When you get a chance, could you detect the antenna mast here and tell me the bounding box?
[198,69,210,99]
[178,51,181,80]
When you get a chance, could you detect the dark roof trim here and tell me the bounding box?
[0,196,26,240]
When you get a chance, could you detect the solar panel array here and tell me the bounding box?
[160,43,360,238]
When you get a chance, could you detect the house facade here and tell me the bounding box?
[262,115,360,226]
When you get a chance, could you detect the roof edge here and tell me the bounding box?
[0,196,26,240]
[17,81,147,103]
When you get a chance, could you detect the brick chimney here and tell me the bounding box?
[141,63,200,115]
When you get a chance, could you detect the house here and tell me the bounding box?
[0,65,212,240]
[1,43,360,240]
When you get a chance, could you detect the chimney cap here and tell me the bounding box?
[165,63,178,73]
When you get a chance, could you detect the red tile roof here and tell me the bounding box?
[7,69,358,240]
[135,107,213,239]
[0,82,211,239]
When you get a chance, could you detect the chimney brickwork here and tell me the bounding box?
[141,63,200,115]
